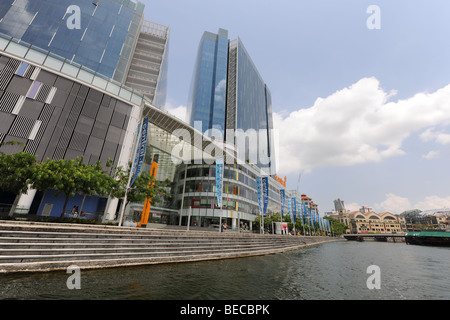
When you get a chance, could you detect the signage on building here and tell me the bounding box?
[262,176,269,215]
[274,174,287,187]
[280,189,285,219]
[215,158,224,208]
[131,117,148,187]
[256,177,263,214]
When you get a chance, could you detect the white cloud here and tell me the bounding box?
[374,193,412,214]
[345,202,361,212]
[372,193,450,214]
[420,128,450,145]
[414,195,450,211]
[422,150,440,160]
[165,103,187,123]
[274,77,450,175]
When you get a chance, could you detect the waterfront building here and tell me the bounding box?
[187,28,276,176]
[0,0,144,83]
[170,162,286,231]
[0,0,169,217]
[0,5,286,231]
[0,0,169,107]
[331,209,407,234]
[144,27,284,231]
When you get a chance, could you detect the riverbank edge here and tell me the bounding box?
[0,220,343,274]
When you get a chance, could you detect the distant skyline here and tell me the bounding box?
[144,0,450,214]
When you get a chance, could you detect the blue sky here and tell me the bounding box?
[143,0,450,214]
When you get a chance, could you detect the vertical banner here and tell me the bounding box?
[131,117,148,187]
[292,197,297,222]
[215,159,224,208]
[287,198,293,222]
[317,213,321,230]
[302,203,307,224]
[262,177,269,215]
[256,176,263,214]
[308,207,313,227]
[280,189,285,219]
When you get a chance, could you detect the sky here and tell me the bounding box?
[142,0,450,214]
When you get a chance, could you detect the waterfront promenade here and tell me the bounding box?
[0,220,341,273]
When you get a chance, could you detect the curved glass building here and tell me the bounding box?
[172,163,285,230]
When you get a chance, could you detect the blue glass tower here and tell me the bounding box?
[187,28,229,132]
[187,29,276,175]
[0,0,144,83]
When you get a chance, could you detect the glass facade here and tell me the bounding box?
[187,29,276,175]
[0,0,144,83]
[171,163,286,230]
[187,29,228,133]
[234,38,275,173]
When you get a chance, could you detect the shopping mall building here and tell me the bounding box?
[0,0,288,230]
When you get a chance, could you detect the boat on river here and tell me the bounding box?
[405,230,450,247]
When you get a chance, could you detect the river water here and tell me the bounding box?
[1,240,449,300]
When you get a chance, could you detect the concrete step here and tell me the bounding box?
[0,243,295,263]
[0,242,288,255]
[0,220,334,273]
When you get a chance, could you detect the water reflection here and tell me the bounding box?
[1,241,449,300]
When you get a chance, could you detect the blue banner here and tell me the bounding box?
[256,177,263,214]
[308,207,313,227]
[287,198,293,222]
[131,117,148,187]
[302,203,307,224]
[262,177,269,215]
[215,159,224,208]
[292,197,297,222]
[280,189,285,219]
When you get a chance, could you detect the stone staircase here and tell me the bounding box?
[0,220,335,273]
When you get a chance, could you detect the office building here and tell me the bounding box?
[0,0,143,83]
[187,29,276,175]
[0,4,286,230]
[0,0,169,217]
[0,0,169,108]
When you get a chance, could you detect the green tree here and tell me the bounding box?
[325,217,348,235]
[0,151,37,195]
[30,157,116,217]
[109,162,171,209]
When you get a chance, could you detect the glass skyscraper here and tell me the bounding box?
[187,28,228,133]
[0,0,144,83]
[187,29,276,175]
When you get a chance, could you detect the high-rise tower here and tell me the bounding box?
[187,28,276,175]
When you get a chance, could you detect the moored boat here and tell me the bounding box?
[405,230,450,247]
